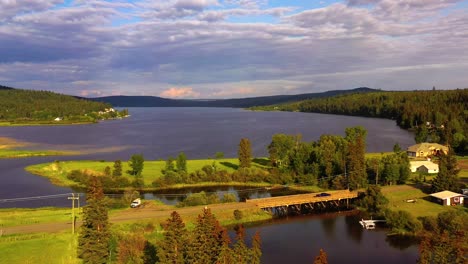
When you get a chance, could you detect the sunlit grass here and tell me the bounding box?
[0,232,79,264]
[381,185,466,218]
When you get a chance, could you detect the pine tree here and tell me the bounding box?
[78,176,110,264]
[232,224,250,264]
[238,138,252,168]
[104,166,111,177]
[186,208,226,263]
[345,127,368,190]
[113,160,122,176]
[432,149,460,192]
[158,211,188,264]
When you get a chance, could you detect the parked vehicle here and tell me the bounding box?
[130,198,141,208]
[315,192,331,197]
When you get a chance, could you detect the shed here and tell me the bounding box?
[410,161,439,173]
[430,190,466,206]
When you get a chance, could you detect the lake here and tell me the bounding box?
[0,108,419,263]
[0,107,414,207]
[243,212,418,263]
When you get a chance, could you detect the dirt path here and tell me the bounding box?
[1,202,258,235]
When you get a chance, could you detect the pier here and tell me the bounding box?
[246,190,359,216]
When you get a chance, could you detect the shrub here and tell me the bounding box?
[233,209,243,220]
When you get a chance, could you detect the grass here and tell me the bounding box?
[0,149,76,159]
[0,207,78,227]
[0,232,79,264]
[25,158,269,187]
[381,185,466,218]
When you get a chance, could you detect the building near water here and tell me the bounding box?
[430,190,466,206]
[407,143,448,158]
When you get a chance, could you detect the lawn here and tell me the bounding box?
[0,232,79,264]
[381,185,466,218]
[26,158,270,187]
[0,207,77,227]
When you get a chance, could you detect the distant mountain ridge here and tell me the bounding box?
[89,87,379,107]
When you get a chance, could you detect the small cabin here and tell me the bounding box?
[410,161,439,174]
[430,190,466,206]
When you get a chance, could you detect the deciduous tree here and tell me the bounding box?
[128,154,144,176]
[113,160,122,176]
[238,138,252,168]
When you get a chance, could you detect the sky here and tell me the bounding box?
[0,0,467,99]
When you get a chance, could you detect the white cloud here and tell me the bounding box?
[160,87,201,98]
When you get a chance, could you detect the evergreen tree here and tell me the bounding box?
[313,249,328,264]
[232,224,250,264]
[158,211,188,264]
[128,154,144,176]
[162,157,175,175]
[185,208,226,263]
[345,127,368,190]
[358,185,388,216]
[238,138,252,168]
[432,149,460,192]
[176,152,187,172]
[104,166,111,177]
[78,176,110,264]
[113,160,122,176]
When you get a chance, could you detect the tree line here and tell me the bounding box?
[0,88,128,123]
[65,126,419,192]
[252,89,468,154]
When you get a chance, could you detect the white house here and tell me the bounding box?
[430,190,466,206]
[54,117,62,121]
[409,161,439,174]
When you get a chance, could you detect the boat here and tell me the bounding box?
[359,219,386,230]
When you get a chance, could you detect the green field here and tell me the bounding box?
[26,158,271,187]
[0,207,78,227]
[382,185,466,218]
[0,149,76,159]
[0,232,79,264]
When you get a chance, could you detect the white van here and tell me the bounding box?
[130,198,141,208]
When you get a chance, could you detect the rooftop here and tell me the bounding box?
[430,190,465,200]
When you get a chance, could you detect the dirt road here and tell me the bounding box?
[1,202,258,235]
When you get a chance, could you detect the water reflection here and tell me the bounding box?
[241,211,419,264]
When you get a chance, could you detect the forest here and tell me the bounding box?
[0,86,127,123]
[252,89,468,153]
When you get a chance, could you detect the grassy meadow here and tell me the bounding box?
[381,185,466,218]
[25,158,271,187]
[0,232,79,264]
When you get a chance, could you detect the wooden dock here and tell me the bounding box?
[246,190,359,216]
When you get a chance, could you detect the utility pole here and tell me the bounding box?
[68,193,79,234]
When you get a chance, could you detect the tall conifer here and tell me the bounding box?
[78,176,110,264]
[158,211,188,264]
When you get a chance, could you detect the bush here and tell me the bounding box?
[233,209,243,220]
[221,193,237,203]
[385,209,421,234]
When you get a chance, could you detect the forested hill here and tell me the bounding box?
[253,89,468,153]
[89,87,377,107]
[0,87,126,125]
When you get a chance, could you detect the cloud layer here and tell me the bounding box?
[0,0,467,98]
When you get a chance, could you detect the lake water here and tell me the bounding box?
[0,107,414,207]
[0,108,419,263]
[0,108,414,207]
[243,212,418,264]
